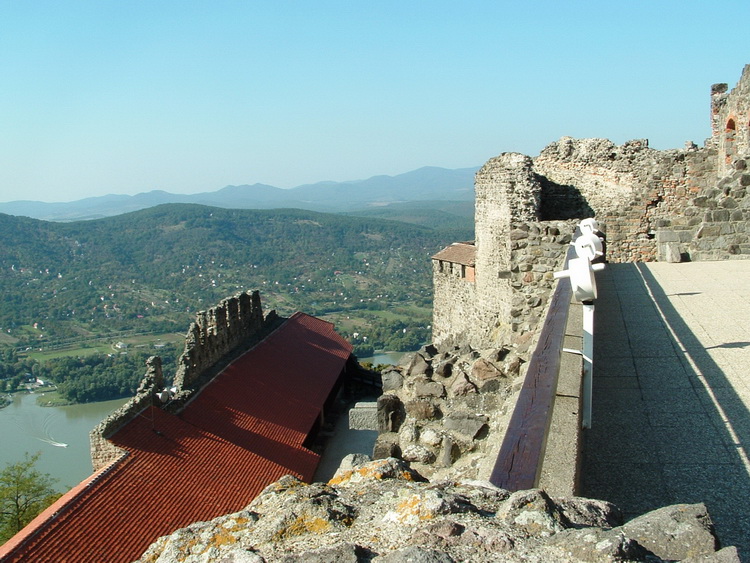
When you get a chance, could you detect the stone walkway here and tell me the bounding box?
[581,260,750,559]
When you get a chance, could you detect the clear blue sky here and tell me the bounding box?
[1,1,748,203]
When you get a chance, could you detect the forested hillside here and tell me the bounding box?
[0,204,472,360]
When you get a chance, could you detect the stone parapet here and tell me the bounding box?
[90,290,273,471]
[90,356,164,471]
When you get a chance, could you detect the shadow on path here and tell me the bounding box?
[581,263,750,559]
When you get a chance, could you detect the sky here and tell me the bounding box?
[1,1,749,203]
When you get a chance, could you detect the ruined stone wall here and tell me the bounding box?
[433,153,574,350]
[686,156,750,260]
[435,66,750,352]
[472,153,540,347]
[534,138,718,262]
[90,290,270,471]
[712,65,750,177]
[90,356,164,470]
[507,221,575,333]
[172,290,265,394]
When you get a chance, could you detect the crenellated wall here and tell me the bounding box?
[172,290,267,395]
[90,290,275,471]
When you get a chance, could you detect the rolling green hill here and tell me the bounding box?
[344,200,474,230]
[0,204,472,358]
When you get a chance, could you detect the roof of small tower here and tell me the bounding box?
[0,312,352,563]
[432,241,476,266]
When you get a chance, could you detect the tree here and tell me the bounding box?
[0,453,60,543]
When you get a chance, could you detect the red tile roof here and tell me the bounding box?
[432,242,476,266]
[0,313,352,563]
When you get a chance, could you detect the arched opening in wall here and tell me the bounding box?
[537,176,594,220]
[725,118,736,165]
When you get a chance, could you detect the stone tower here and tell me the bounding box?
[473,153,541,345]
[432,152,545,349]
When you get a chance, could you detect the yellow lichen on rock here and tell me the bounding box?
[272,515,333,541]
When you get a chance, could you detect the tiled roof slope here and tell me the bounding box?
[432,242,476,266]
[0,312,352,563]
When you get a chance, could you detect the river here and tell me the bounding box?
[0,393,127,492]
[0,352,406,493]
[358,350,407,366]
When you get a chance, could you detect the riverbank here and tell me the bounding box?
[0,387,73,410]
[0,394,129,490]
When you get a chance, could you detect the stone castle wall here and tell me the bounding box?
[433,66,750,349]
[90,356,165,470]
[507,221,575,333]
[686,156,750,260]
[712,64,750,177]
[172,290,267,394]
[432,148,575,349]
[431,257,478,347]
[534,138,720,263]
[90,290,272,471]
[472,154,539,346]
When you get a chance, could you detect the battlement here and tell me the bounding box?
[90,290,275,470]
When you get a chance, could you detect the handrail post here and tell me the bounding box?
[581,300,594,429]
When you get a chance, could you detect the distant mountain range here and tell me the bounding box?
[0,166,478,222]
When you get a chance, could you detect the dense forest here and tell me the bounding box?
[0,204,472,402]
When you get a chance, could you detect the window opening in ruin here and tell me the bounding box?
[725,118,737,165]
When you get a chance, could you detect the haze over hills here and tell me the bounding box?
[0,166,478,222]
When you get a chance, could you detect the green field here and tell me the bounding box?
[24,332,186,362]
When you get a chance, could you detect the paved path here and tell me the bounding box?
[581,260,750,559]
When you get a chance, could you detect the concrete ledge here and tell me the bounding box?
[538,296,584,497]
[349,402,377,430]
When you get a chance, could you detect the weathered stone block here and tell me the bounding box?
[622,503,719,560]
[471,357,503,382]
[405,399,441,421]
[419,428,442,447]
[444,412,488,439]
[433,360,453,378]
[656,230,680,243]
[496,489,567,537]
[401,445,436,464]
[415,380,445,398]
[372,434,401,460]
[381,369,404,392]
[546,528,649,561]
[349,402,377,431]
[439,435,461,467]
[377,394,405,433]
[658,242,682,263]
[448,373,477,396]
[399,421,419,444]
[407,353,432,376]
